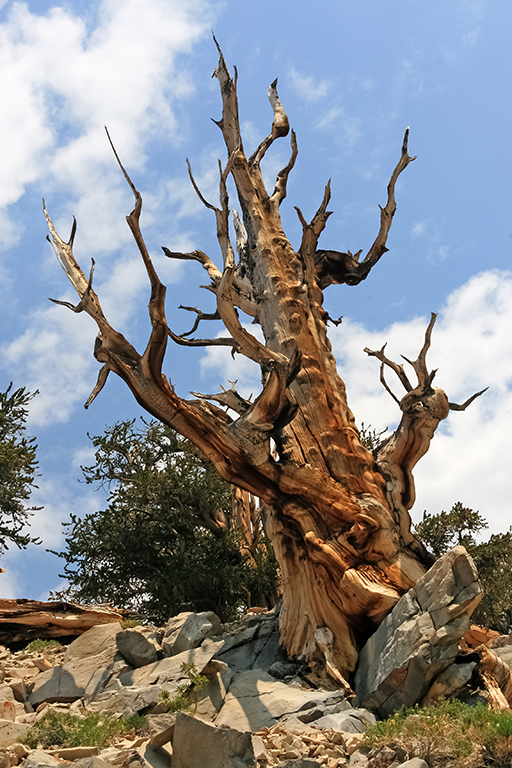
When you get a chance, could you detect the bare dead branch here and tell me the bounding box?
[378,363,402,406]
[295,182,333,282]
[105,128,168,378]
[364,343,414,393]
[44,204,112,334]
[249,78,290,169]
[217,264,285,365]
[49,259,96,314]
[167,327,239,350]
[449,387,489,411]
[190,383,251,415]
[313,129,415,290]
[361,127,416,271]
[84,363,110,409]
[400,313,437,389]
[186,159,217,212]
[162,247,222,286]
[177,306,221,337]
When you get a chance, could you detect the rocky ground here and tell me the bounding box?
[0,547,511,768]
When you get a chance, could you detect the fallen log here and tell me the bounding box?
[0,599,127,646]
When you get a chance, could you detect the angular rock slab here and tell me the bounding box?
[162,611,221,657]
[0,719,30,748]
[214,613,281,674]
[354,546,482,717]
[171,712,255,768]
[120,639,223,688]
[28,623,124,708]
[215,668,347,732]
[116,627,160,668]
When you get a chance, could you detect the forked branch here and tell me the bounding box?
[313,128,415,289]
[365,313,487,415]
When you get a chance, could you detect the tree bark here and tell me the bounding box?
[45,41,485,684]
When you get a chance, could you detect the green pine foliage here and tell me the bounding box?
[51,419,279,623]
[0,383,41,553]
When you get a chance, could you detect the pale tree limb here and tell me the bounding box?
[271,130,298,207]
[190,382,252,415]
[449,388,489,411]
[185,155,277,365]
[249,78,290,169]
[167,328,239,349]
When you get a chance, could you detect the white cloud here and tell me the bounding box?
[0,0,216,425]
[0,568,22,599]
[0,0,213,216]
[2,303,99,425]
[411,221,426,237]
[288,67,331,102]
[332,269,512,534]
[315,107,361,146]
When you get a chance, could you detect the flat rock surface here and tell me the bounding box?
[171,712,255,768]
[215,668,347,732]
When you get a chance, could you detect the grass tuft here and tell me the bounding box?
[23,639,62,653]
[25,711,147,749]
[365,699,512,767]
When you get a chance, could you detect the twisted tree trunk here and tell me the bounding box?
[45,41,485,684]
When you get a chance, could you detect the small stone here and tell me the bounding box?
[343,734,365,756]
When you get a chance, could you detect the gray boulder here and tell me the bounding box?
[397,761,428,768]
[194,659,233,721]
[22,750,61,768]
[86,682,162,717]
[63,758,112,768]
[311,707,376,733]
[171,713,255,768]
[116,627,160,667]
[0,720,30,748]
[162,612,221,656]
[120,638,223,688]
[354,546,482,717]
[214,612,281,674]
[29,623,124,708]
[146,713,177,749]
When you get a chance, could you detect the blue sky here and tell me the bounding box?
[0,0,511,600]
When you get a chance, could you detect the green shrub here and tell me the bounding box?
[25,711,146,749]
[159,662,209,714]
[23,639,62,653]
[365,700,512,768]
[120,619,143,629]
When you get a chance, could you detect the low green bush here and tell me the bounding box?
[365,699,512,768]
[159,662,209,714]
[23,639,62,653]
[25,711,147,749]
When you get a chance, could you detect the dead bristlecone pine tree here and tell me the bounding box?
[45,40,486,688]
